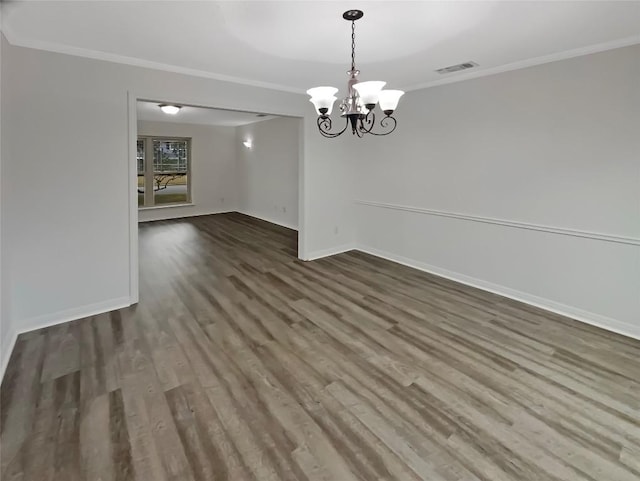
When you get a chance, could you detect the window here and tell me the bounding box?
[137,139,145,206]
[138,136,191,207]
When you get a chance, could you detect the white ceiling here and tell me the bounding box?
[137,101,275,127]
[3,1,639,94]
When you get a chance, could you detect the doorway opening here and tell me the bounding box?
[127,96,304,304]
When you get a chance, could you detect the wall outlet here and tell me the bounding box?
[334,226,339,235]
[220,197,225,204]
[282,206,286,213]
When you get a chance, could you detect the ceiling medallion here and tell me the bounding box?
[307,10,404,138]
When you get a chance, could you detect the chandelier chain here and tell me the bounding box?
[351,20,356,71]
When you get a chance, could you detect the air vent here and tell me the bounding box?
[436,61,478,74]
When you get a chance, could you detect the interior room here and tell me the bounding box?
[1,2,639,480]
[135,101,299,228]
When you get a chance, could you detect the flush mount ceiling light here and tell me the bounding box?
[307,10,404,138]
[159,104,181,115]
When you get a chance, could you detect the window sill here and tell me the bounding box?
[139,203,195,211]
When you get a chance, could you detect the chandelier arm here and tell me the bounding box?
[365,115,398,136]
[358,110,376,134]
[317,116,349,138]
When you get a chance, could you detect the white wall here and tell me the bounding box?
[0,37,356,367]
[301,119,357,259]
[0,30,11,372]
[236,117,299,230]
[353,45,640,338]
[137,120,237,222]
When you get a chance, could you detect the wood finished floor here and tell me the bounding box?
[1,212,639,481]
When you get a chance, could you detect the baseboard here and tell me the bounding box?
[303,243,356,261]
[138,209,235,223]
[0,296,133,383]
[18,296,133,333]
[1,327,19,384]
[236,210,298,231]
[139,210,299,231]
[357,245,640,341]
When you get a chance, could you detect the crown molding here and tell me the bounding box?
[402,35,640,92]
[2,28,306,95]
[3,25,639,96]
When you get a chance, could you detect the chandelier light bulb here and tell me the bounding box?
[378,90,405,114]
[306,86,339,99]
[309,97,337,116]
[353,81,386,107]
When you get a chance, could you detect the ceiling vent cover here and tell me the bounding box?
[436,61,478,74]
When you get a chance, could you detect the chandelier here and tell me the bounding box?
[307,10,404,138]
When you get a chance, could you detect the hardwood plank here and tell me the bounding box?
[80,393,114,481]
[165,384,228,481]
[2,212,639,481]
